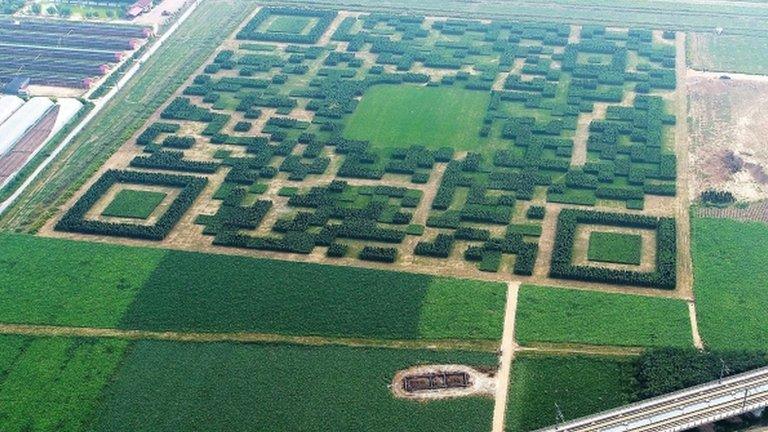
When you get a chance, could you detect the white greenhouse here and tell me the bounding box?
[0,97,54,156]
[0,95,25,126]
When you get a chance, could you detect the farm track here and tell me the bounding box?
[674,33,700,346]
[0,322,493,353]
[0,321,646,359]
[517,343,643,357]
[492,282,520,432]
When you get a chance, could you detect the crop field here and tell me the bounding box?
[0,233,505,341]
[587,231,642,265]
[343,85,490,151]
[0,233,164,328]
[101,189,168,219]
[515,285,692,348]
[505,353,635,431]
[37,5,684,293]
[0,335,128,432]
[688,33,768,75]
[88,341,497,432]
[121,248,506,339]
[692,217,768,351]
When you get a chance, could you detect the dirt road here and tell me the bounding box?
[492,281,520,432]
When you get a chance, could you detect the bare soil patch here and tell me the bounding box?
[688,75,768,201]
[391,364,496,401]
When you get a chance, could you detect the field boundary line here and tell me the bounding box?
[0,322,499,352]
[492,281,520,432]
[0,0,202,217]
[518,343,643,357]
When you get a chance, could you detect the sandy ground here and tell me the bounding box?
[572,225,657,273]
[688,301,705,349]
[688,72,768,201]
[26,85,85,98]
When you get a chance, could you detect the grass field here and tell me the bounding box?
[505,353,635,431]
[0,335,127,432]
[88,341,496,432]
[266,16,313,34]
[515,285,692,348]
[692,217,768,350]
[587,231,642,265]
[101,189,166,219]
[688,33,768,75]
[343,85,489,151]
[0,0,256,233]
[0,234,505,341]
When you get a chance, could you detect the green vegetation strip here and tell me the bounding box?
[515,285,692,348]
[692,217,768,350]
[587,231,642,265]
[101,189,167,219]
[0,0,255,232]
[343,85,489,151]
[0,234,505,341]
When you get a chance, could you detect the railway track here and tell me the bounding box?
[535,366,768,432]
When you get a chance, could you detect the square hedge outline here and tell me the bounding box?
[550,208,676,289]
[55,170,206,241]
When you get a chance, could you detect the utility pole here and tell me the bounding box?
[719,358,730,384]
[555,403,565,426]
[742,387,749,411]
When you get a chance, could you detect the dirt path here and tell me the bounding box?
[675,32,695,302]
[688,69,768,81]
[688,301,705,349]
[0,322,499,352]
[492,281,520,432]
[517,343,643,357]
[316,10,358,46]
[570,103,606,166]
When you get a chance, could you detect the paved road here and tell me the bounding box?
[535,365,768,432]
